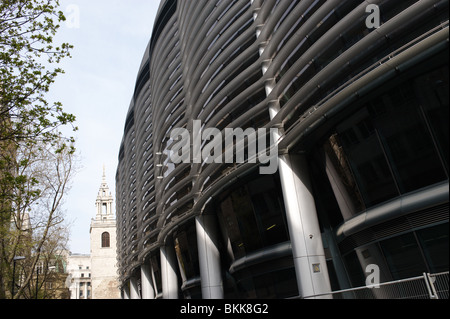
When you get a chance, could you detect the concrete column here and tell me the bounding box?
[130,276,140,299]
[123,285,130,300]
[196,215,224,299]
[325,152,357,220]
[278,154,332,298]
[84,281,88,299]
[76,281,80,299]
[150,262,160,297]
[161,244,179,299]
[141,264,156,299]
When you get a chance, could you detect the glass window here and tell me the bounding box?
[247,176,289,247]
[219,186,262,259]
[150,254,162,294]
[416,223,449,273]
[217,173,289,260]
[102,232,110,248]
[251,268,298,299]
[226,257,298,299]
[380,232,427,280]
[336,108,400,207]
[325,65,448,211]
[309,148,347,226]
[373,82,447,193]
[415,66,449,171]
[343,251,366,288]
[173,222,200,283]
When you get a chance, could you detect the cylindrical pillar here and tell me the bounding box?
[249,0,332,298]
[278,154,332,298]
[161,244,179,299]
[130,276,140,299]
[122,284,130,300]
[141,264,155,299]
[196,214,224,299]
[84,281,88,299]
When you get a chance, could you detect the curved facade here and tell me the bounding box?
[116,0,449,299]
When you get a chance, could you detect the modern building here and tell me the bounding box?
[116,0,449,299]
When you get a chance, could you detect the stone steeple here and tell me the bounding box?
[90,165,120,299]
[94,165,114,220]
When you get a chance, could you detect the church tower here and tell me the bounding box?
[94,166,114,221]
[90,167,120,299]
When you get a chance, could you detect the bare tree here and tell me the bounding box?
[1,139,76,299]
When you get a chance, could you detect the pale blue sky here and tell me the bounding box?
[47,1,159,254]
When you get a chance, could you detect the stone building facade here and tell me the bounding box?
[67,254,92,299]
[89,168,120,299]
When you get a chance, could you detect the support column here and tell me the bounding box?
[249,0,332,298]
[141,264,156,299]
[130,276,140,299]
[123,284,130,300]
[278,154,332,298]
[196,214,224,299]
[161,244,179,299]
[75,281,79,299]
